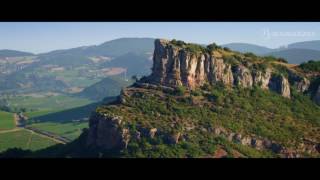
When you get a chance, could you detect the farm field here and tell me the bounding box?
[0,111,15,130]
[7,94,93,112]
[29,121,88,140]
[0,129,58,152]
[0,95,96,153]
[25,101,100,141]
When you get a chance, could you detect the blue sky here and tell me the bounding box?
[1,22,320,53]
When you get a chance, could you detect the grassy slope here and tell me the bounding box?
[95,85,320,158]
[0,111,15,130]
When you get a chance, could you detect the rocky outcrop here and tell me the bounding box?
[149,39,235,89]
[168,132,181,144]
[87,113,129,150]
[149,128,157,138]
[233,65,253,88]
[209,58,234,86]
[268,75,291,98]
[314,85,320,105]
[146,39,302,98]
[296,77,310,93]
[253,68,272,89]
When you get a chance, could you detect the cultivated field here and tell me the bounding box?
[0,111,15,130]
[0,129,57,152]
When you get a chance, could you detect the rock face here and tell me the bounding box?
[296,77,310,93]
[146,39,301,98]
[149,39,235,89]
[253,69,272,89]
[87,113,129,150]
[314,85,320,105]
[149,128,157,138]
[268,75,291,98]
[233,65,253,88]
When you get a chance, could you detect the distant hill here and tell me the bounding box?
[0,38,155,94]
[222,41,320,64]
[264,48,320,64]
[0,50,34,58]
[103,52,152,76]
[76,76,133,101]
[39,38,155,58]
[34,37,155,69]
[287,40,320,51]
[0,73,68,93]
[221,43,273,55]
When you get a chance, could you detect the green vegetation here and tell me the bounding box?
[170,39,186,46]
[170,39,222,54]
[0,111,15,130]
[299,60,320,72]
[0,95,97,153]
[174,86,187,96]
[0,129,57,152]
[94,83,320,157]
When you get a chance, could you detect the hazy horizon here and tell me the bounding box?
[1,22,320,54]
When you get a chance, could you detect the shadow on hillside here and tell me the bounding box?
[29,96,117,124]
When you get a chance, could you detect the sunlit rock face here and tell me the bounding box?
[147,39,296,98]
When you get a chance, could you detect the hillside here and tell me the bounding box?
[287,40,320,51]
[0,38,154,95]
[76,76,133,101]
[264,48,320,64]
[222,41,320,64]
[39,38,155,58]
[4,38,319,158]
[0,50,34,58]
[103,52,152,76]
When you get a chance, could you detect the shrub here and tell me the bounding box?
[174,86,187,96]
[185,43,206,53]
[171,39,185,47]
[206,43,220,52]
[299,60,320,72]
[244,52,257,58]
[223,47,231,51]
[191,89,202,96]
[277,58,288,63]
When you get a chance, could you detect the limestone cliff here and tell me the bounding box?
[87,113,130,150]
[146,39,298,98]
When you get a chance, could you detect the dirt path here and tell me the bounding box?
[0,128,22,134]
[26,131,34,148]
